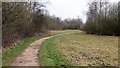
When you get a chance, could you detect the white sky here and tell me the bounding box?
[46,0,119,23]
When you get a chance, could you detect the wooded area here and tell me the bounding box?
[83,1,120,36]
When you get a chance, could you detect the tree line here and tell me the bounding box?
[3,1,119,48]
[83,1,120,36]
[48,16,83,30]
[2,2,83,48]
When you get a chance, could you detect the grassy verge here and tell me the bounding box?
[39,37,70,66]
[2,37,39,66]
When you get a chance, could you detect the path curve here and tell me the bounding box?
[11,32,79,66]
[11,37,51,66]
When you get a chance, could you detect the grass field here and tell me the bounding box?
[39,30,118,66]
[2,30,118,66]
[50,30,80,35]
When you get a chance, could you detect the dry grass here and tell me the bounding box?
[50,30,80,35]
[53,31,118,66]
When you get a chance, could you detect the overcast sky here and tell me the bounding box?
[46,0,119,23]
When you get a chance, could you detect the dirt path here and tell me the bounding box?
[11,37,51,66]
[11,32,77,66]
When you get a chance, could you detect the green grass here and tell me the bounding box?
[39,37,70,66]
[39,31,118,66]
[2,37,39,66]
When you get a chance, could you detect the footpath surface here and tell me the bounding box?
[11,32,78,66]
